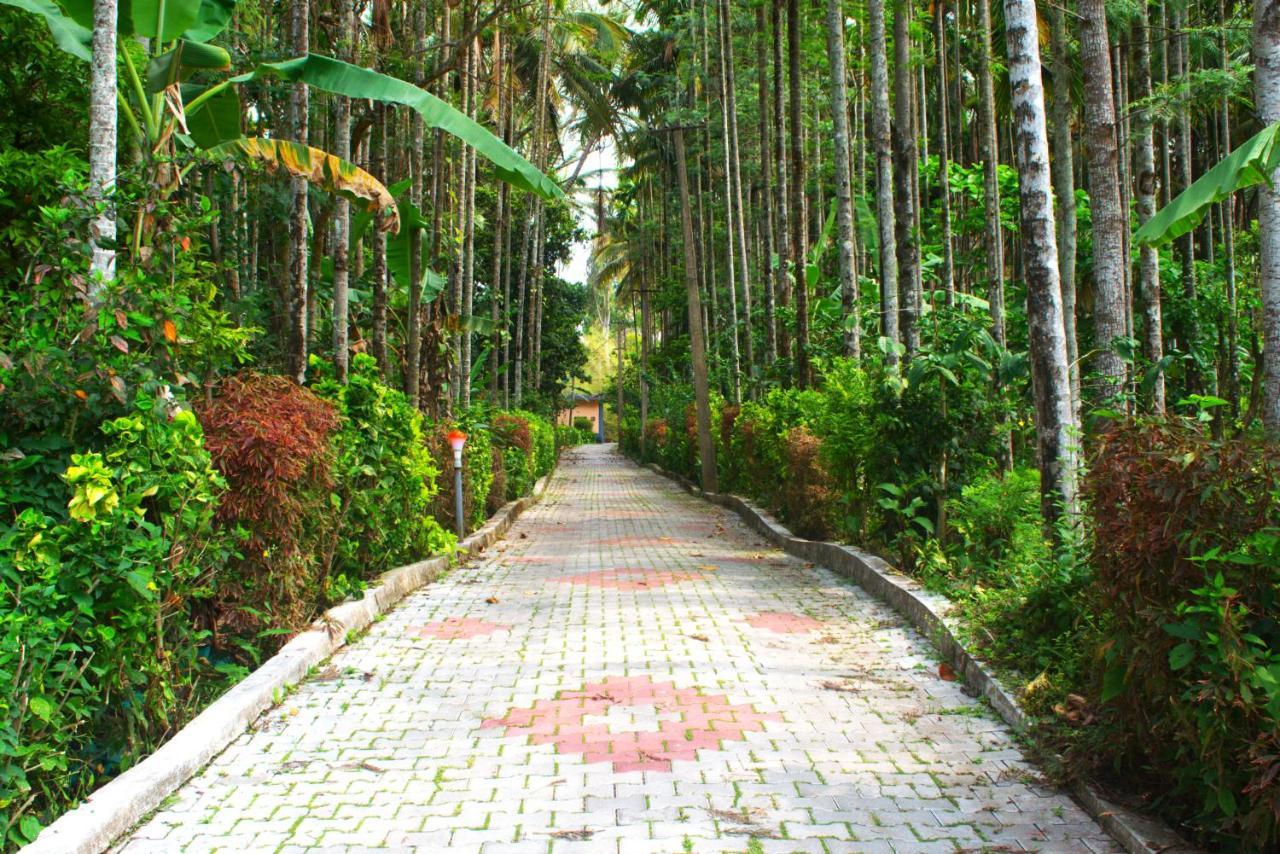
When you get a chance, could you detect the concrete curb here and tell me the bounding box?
[25,469,556,854]
[640,458,1195,854]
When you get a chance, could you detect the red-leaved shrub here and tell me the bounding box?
[1085,419,1280,845]
[491,412,532,452]
[198,373,339,638]
[781,426,836,539]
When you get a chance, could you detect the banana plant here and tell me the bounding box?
[6,0,561,245]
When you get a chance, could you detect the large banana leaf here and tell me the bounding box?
[182,0,236,42]
[386,195,447,303]
[131,0,202,40]
[182,83,240,147]
[207,138,399,232]
[2,0,90,59]
[231,54,564,201]
[1136,122,1280,246]
[148,40,231,93]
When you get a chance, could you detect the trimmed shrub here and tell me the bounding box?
[781,426,837,539]
[313,355,452,595]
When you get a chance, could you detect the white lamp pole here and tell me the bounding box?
[447,430,467,539]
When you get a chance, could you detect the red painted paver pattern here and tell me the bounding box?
[745,611,824,634]
[408,617,509,639]
[551,567,702,590]
[481,674,781,773]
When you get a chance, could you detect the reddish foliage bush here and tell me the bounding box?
[719,405,740,449]
[644,417,669,446]
[1085,419,1280,843]
[491,412,532,452]
[781,426,836,539]
[198,373,339,636]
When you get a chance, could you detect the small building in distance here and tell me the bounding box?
[557,392,605,442]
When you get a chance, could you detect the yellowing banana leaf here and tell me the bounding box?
[147,40,231,93]
[1,0,91,59]
[1136,122,1280,246]
[207,138,399,233]
[231,54,564,202]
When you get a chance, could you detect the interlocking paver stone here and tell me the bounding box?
[118,444,1117,853]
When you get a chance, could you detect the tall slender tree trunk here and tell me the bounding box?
[1080,0,1129,403]
[893,0,920,359]
[1048,6,1081,418]
[490,34,508,406]
[1004,0,1079,527]
[772,1,791,361]
[1172,7,1201,390]
[1133,9,1166,413]
[372,105,389,376]
[715,0,743,403]
[934,1,955,306]
[869,0,900,364]
[287,0,310,383]
[977,0,1006,346]
[87,0,117,293]
[405,2,427,405]
[757,5,778,365]
[719,0,755,375]
[1254,0,1280,432]
[788,0,809,386]
[460,23,478,407]
[673,128,718,490]
[1222,0,1241,414]
[826,0,861,358]
[331,0,355,383]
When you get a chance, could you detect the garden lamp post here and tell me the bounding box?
[447,429,467,540]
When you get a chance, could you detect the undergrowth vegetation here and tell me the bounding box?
[624,360,1280,848]
[0,146,567,847]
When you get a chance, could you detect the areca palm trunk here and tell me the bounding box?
[372,105,389,376]
[868,0,899,364]
[1048,5,1080,418]
[892,0,920,359]
[1254,0,1280,432]
[1080,0,1129,404]
[934,1,955,306]
[772,1,791,361]
[331,0,355,384]
[788,0,809,387]
[287,0,310,383]
[1004,0,1079,528]
[977,0,1005,347]
[1133,9,1166,413]
[826,0,861,358]
[673,127,718,492]
[757,5,778,364]
[87,0,117,293]
[719,0,755,375]
[715,0,743,403]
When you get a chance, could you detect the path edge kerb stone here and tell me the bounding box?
[639,457,1197,854]
[24,467,558,854]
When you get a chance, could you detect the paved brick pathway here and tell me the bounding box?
[119,445,1117,853]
